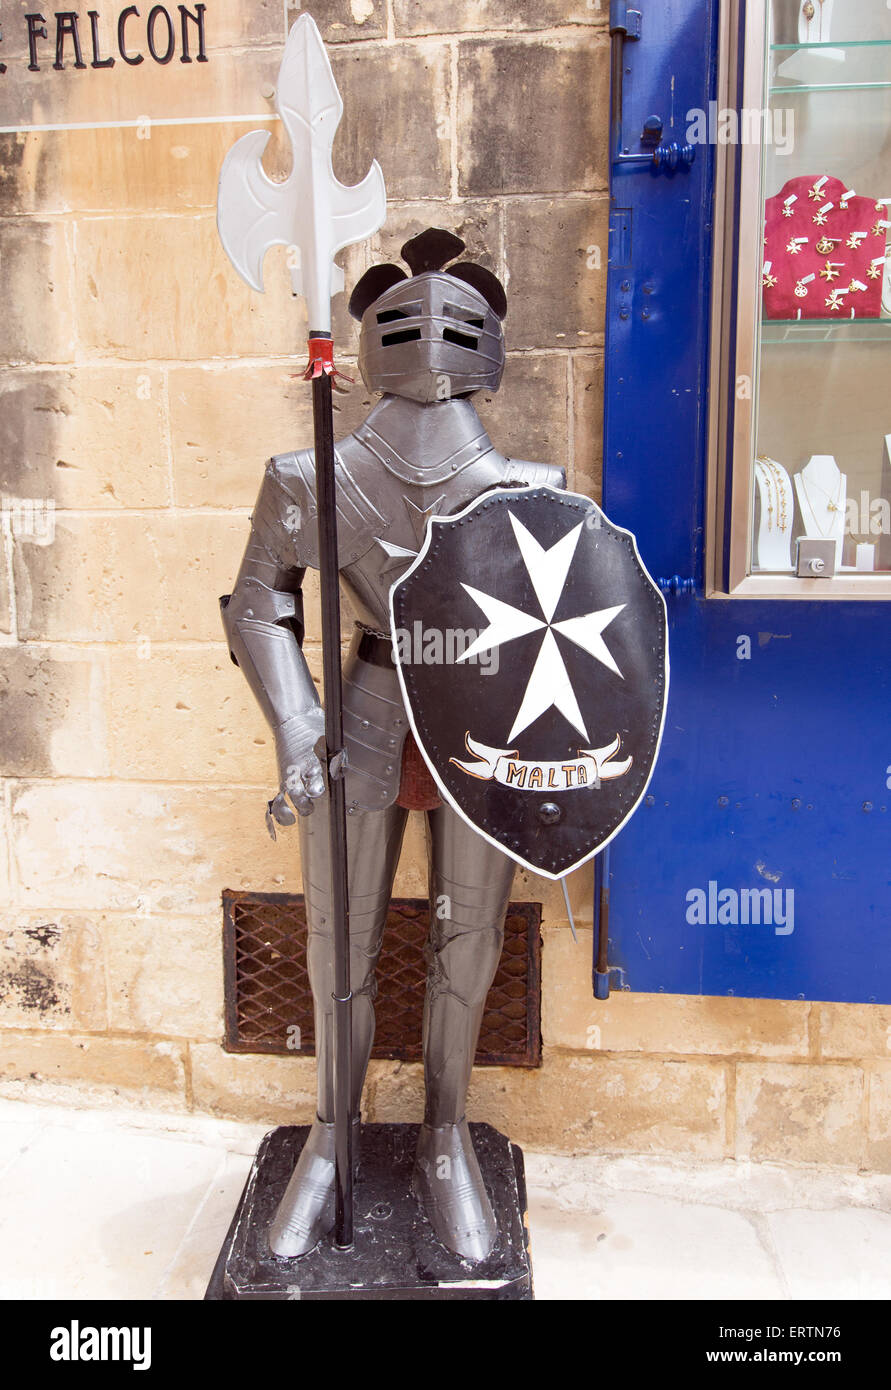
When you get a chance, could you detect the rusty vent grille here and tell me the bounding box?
[223,891,542,1068]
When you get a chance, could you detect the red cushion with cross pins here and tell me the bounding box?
[762,175,887,321]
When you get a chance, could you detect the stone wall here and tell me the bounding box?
[1,1,888,1171]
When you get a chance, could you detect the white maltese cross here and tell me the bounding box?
[458,511,625,743]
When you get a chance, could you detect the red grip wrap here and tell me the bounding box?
[302,336,354,385]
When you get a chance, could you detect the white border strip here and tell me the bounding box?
[388,485,671,881]
[0,112,276,134]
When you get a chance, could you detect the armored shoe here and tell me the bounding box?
[412,1118,497,1263]
[268,1117,360,1259]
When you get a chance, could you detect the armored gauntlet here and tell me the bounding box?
[221,549,326,824]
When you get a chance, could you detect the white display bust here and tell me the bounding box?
[793,454,846,569]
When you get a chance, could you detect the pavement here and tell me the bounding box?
[0,1096,889,1300]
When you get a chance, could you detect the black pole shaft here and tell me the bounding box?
[596,844,611,976]
[310,350,353,1250]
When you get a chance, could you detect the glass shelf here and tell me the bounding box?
[762,318,891,344]
[771,39,891,93]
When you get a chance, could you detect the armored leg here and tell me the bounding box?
[413,803,516,1262]
[269,798,408,1257]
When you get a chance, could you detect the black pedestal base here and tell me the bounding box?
[205,1122,533,1300]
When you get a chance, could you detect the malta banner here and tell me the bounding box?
[451,733,632,791]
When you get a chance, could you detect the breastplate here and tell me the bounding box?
[334,395,563,630]
[269,394,564,812]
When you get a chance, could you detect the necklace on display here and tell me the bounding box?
[798,466,843,538]
[757,457,785,532]
[756,457,788,534]
[753,458,793,572]
[804,471,842,513]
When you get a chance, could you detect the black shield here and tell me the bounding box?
[390,486,668,878]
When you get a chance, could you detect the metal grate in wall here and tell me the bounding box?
[222,891,542,1068]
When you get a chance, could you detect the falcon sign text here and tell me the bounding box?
[2,6,208,75]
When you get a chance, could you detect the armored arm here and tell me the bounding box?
[221,459,326,823]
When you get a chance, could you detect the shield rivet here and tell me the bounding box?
[539,802,562,825]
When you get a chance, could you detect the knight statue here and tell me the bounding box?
[221,227,564,1263]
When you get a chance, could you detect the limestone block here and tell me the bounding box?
[329,41,451,201]
[74,215,303,361]
[475,354,570,468]
[0,645,109,778]
[735,1062,864,1166]
[189,1042,318,1123]
[0,367,169,508]
[0,1030,185,1096]
[542,942,811,1058]
[473,1052,729,1157]
[108,645,274,784]
[288,0,386,43]
[104,912,223,1040]
[13,512,249,643]
[866,1063,891,1172]
[504,196,609,349]
[0,535,12,636]
[572,351,604,499]
[168,360,375,509]
[10,781,305,914]
[394,1,606,35]
[0,914,106,1031]
[458,37,608,196]
[0,221,74,364]
[815,1002,891,1061]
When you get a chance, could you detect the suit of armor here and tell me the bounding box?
[222,231,564,1262]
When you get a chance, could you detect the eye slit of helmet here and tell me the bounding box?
[376,303,422,325]
[442,327,479,351]
[381,328,423,346]
[443,303,486,329]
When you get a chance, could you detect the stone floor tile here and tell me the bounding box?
[767,1208,891,1301]
[527,1190,784,1301]
[0,1123,230,1299]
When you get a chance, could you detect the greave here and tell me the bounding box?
[268,799,407,1259]
[414,804,516,1260]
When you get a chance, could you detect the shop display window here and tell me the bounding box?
[710,0,891,596]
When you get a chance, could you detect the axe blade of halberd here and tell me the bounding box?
[216,13,386,332]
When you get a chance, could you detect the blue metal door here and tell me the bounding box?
[601,0,891,1004]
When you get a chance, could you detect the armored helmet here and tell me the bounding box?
[349,228,507,404]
